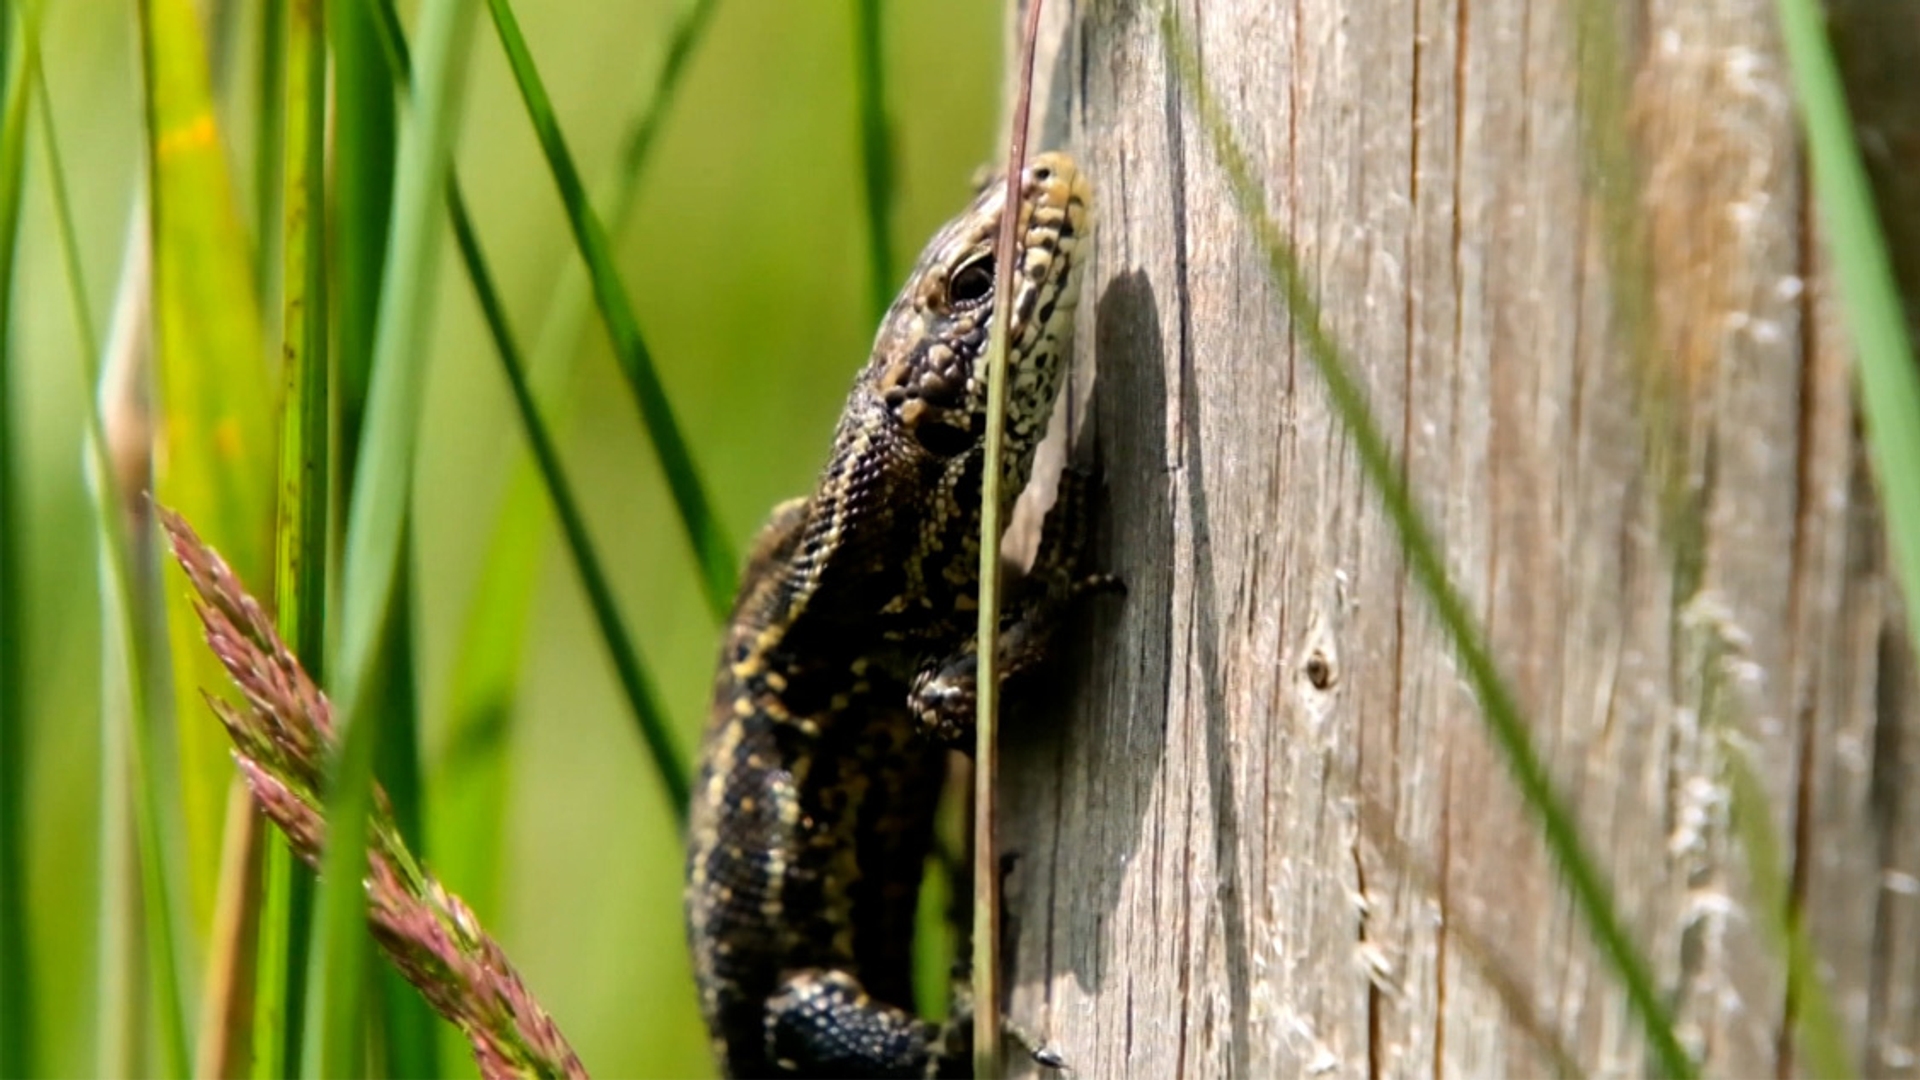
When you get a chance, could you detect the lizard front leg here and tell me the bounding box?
[910,467,1119,748]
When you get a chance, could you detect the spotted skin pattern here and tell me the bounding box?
[684,154,1094,1078]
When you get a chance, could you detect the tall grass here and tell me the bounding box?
[0,8,33,1074]
[6,4,998,1077]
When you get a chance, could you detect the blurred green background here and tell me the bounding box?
[9,2,1000,1076]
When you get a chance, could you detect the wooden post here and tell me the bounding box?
[1001,1,1920,1076]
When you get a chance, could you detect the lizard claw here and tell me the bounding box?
[1003,1017,1068,1072]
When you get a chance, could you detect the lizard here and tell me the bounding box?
[684,151,1098,1079]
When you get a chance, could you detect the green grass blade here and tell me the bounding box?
[204,0,247,99]
[851,0,893,321]
[322,36,416,1055]
[305,0,478,1074]
[321,24,437,1058]
[1722,739,1850,1078]
[125,596,194,1077]
[610,0,715,202]
[498,0,715,386]
[320,44,450,1055]
[1158,8,1693,1077]
[330,0,397,489]
[140,0,288,1070]
[1570,0,1704,606]
[89,513,144,1080]
[27,4,194,1069]
[251,0,285,301]
[278,0,330,833]
[446,181,691,820]
[1776,0,1920,656]
[25,11,146,1071]
[250,840,298,1080]
[90,214,196,1080]
[237,2,327,1076]
[138,0,281,957]
[380,0,720,838]
[482,0,737,621]
[436,0,718,892]
[368,577,438,1080]
[0,12,32,1076]
[27,21,93,367]
[518,0,719,416]
[1773,3,1920,1067]
[10,30,164,1080]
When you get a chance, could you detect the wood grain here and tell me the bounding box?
[998,1,1920,1076]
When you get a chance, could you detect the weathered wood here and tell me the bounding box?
[999,1,1920,1076]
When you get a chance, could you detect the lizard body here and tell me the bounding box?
[685,153,1094,1078]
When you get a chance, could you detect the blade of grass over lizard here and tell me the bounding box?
[852,0,894,322]
[447,184,691,819]
[1776,0,1920,661]
[973,1,1045,1072]
[482,0,737,620]
[0,13,32,1075]
[436,0,717,913]
[1158,8,1694,1078]
[306,0,478,1074]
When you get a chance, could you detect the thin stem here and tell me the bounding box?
[973,2,1045,1074]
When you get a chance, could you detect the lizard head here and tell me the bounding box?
[865,152,1092,481]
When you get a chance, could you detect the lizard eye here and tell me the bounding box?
[946,254,994,308]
